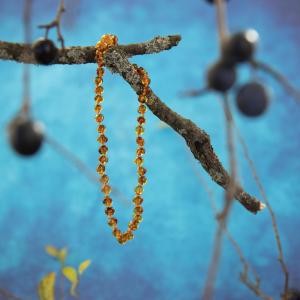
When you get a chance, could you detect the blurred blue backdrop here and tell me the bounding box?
[0,0,299,299]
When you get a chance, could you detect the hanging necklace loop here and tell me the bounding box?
[94,34,150,245]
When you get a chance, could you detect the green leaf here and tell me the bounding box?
[38,272,56,300]
[78,259,91,275]
[45,245,59,258]
[62,266,78,296]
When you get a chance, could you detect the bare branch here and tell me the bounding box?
[0,288,21,300]
[0,35,181,64]
[38,0,66,48]
[0,34,263,213]
[251,60,300,103]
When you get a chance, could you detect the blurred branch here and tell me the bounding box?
[38,0,66,48]
[0,34,264,213]
[251,60,300,103]
[0,288,21,300]
[178,87,210,98]
[233,119,289,299]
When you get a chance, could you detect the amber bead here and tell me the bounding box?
[95,95,104,104]
[99,155,108,164]
[100,174,109,184]
[124,231,134,240]
[108,217,118,227]
[95,114,104,123]
[117,235,126,245]
[95,77,103,85]
[134,157,144,166]
[135,185,143,195]
[138,95,147,103]
[134,214,143,223]
[136,137,144,147]
[95,86,104,94]
[105,207,115,216]
[99,145,108,154]
[138,105,147,114]
[136,147,145,156]
[95,104,102,114]
[142,87,150,96]
[138,176,147,185]
[98,135,108,144]
[113,228,122,239]
[138,166,147,176]
[134,206,144,215]
[97,68,105,77]
[128,220,139,231]
[97,164,105,174]
[103,196,112,206]
[133,196,143,205]
[102,185,112,195]
[137,116,146,125]
[141,76,150,86]
[136,126,144,135]
[97,124,106,134]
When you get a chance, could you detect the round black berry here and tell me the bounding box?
[222,29,259,64]
[236,82,269,117]
[206,62,236,92]
[287,290,300,300]
[8,114,45,156]
[32,38,58,65]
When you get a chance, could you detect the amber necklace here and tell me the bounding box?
[94,34,150,245]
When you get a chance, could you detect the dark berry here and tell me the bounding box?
[222,29,259,64]
[32,38,58,65]
[8,114,44,156]
[287,290,300,300]
[236,82,269,117]
[206,62,236,92]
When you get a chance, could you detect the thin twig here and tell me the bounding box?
[215,0,229,45]
[251,60,300,103]
[22,0,32,114]
[45,135,128,205]
[202,94,237,300]
[0,288,21,300]
[233,120,289,299]
[178,87,210,98]
[38,0,66,48]
[0,35,264,213]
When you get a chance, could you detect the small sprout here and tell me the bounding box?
[78,259,91,275]
[62,266,78,296]
[38,272,56,300]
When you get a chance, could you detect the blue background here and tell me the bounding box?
[0,0,299,299]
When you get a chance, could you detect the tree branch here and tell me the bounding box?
[0,34,264,213]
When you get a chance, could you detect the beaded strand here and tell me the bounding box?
[94,34,150,245]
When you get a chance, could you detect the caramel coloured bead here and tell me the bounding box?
[97,68,105,77]
[138,95,147,103]
[134,206,144,215]
[138,105,147,114]
[136,137,144,147]
[105,207,115,217]
[128,220,138,231]
[135,185,143,195]
[138,166,147,176]
[136,126,144,135]
[95,95,104,104]
[108,217,118,227]
[100,174,109,184]
[95,86,104,94]
[98,135,108,144]
[102,185,112,195]
[95,114,104,123]
[99,155,108,164]
[97,164,105,174]
[99,145,108,154]
[136,147,145,156]
[95,104,102,114]
[117,235,127,245]
[137,116,146,124]
[138,176,147,185]
[141,76,150,86]
[113,228,122,239]
[95,77,103,85]
[134,214,143,223]
[103,197,112,206]
[133,196,143,205]
[134,157,144,166]
[97,124,106,134]
[124,231,134,240]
